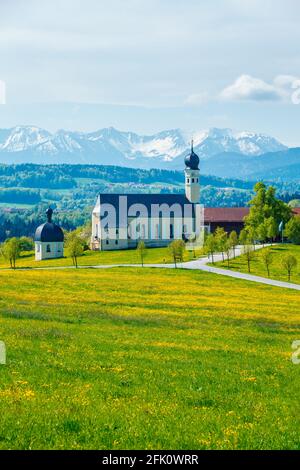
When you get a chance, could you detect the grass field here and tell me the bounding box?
[215,244,300,284]
[0,266,299,449]
[0,246,202,270]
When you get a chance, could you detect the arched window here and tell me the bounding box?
[46,244,51,253]
[170,224,174,239]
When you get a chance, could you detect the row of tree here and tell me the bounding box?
[204,228,298,281]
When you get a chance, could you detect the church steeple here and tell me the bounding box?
[184,140,200,203]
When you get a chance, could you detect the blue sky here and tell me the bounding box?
[0,0,300,145]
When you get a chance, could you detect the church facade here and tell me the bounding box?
[91,144,204,251]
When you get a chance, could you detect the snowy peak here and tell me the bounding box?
[191,128,287,159]
[0,125,288,167]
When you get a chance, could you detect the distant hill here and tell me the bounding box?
[0,163,299,213]
[197,147,300,180]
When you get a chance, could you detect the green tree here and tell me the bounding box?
[260,248,273,278]
[137,240,147,267]
[245,182,292,241]
[284,215,300,244]
[239,229,248,247]
[229,230,238,258]
[205,233,218,264]
[65,232,84,268]
[266,216,277,244]
[243,244,255,273]
[19,236,34,252]
[214,227,227,262]
[281,254,297,282]
[168,240,185,268]
[247,226,257,247]
[1,237,21,269]
[224,239,232,268]
[257,222,268,247]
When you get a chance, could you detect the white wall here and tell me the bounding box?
[35,242,64,260]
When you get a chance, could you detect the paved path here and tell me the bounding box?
[15,244,300,292]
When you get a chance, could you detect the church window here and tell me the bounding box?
[155,224,159,239]
[106,240,109,245]
[115,240,118,245]
[170,224,174,239]
[187,178,190,183]
[192,178,195,183]
[46,244,51,253]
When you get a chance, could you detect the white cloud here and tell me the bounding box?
[184,92,209,106]
[219,74,300,103]
[220,74,281,102]
[0,80,6,104]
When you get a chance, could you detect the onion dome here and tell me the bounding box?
[34,208,64,242]
[184,140,200,170]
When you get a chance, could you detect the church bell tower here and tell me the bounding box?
[184,140,200,203]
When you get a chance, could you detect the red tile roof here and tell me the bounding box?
[204,207,249,223]
[204,207,300,223]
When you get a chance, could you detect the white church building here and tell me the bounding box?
[91,144,203,251]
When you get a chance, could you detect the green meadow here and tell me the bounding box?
[0,246,201,269]
[215,244,300,284]
[0,265,299,449]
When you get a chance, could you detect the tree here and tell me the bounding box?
[243,244,255,273]
[214,227,227,262]
[266,217,277,244]
[224,239,232,268]
[65,232,84,268]
[239,229,248,247]
[281,254,297,282]
[229,231,238,258]
[137,240,147,267]
[284,216,300,244]
[244,182,292,242]
[205,233,218,264]
[19,236,34,252]
[260,248,273,278]
[247,226,257,248]
[257,222,268,247]
[168,240,185,268]
[1,237,21,269]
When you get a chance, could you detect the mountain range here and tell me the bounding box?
[0,125,299,180]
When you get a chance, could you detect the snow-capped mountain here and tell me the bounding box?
[190,128,287,160]
[0,125,287,168]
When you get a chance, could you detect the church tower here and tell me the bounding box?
[184,140,200,203]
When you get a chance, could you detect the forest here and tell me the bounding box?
[0,163,299,241]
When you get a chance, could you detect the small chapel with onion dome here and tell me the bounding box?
[34,208,64,260]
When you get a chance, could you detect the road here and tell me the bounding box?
[17,245,300,292]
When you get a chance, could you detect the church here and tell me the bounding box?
[91,144,204,251]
